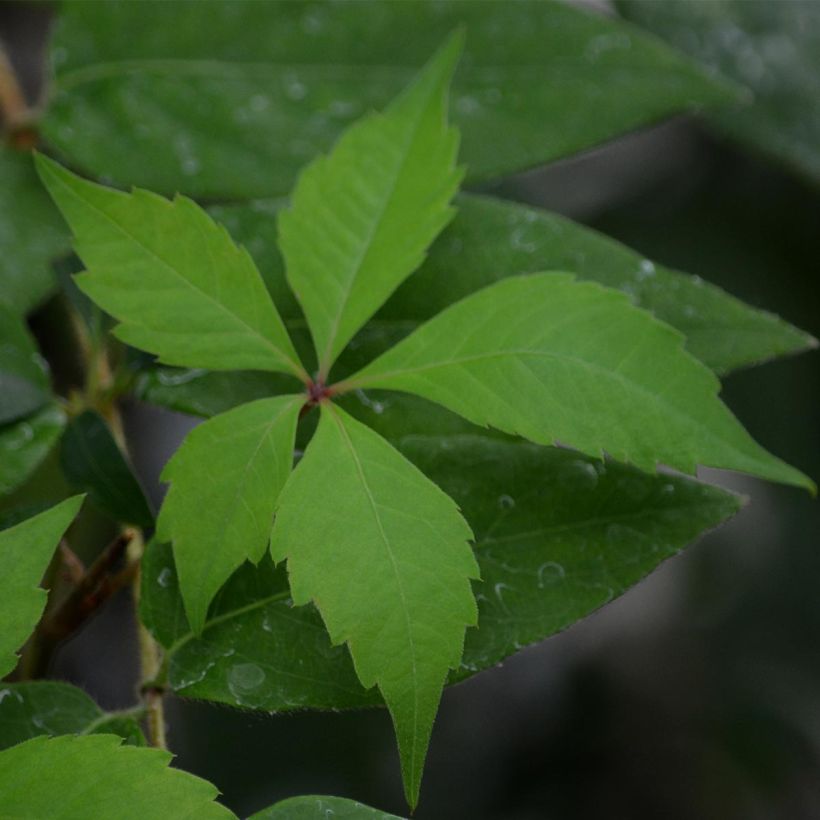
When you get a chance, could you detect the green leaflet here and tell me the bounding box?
[0,305,51,425]
[248,795,404,820]
[344,274,811,489]
[279,32,463,377]
[157,395,303,634]
[0,734,235,819]
[0,496,84,677]
[61,410,154,528]
[0,150,68,314]
[0,681,145,749]
[141,411,741,708]
[34,154,307,380]
[619,0,820,185]
[0,405,66,496]
[44,1,738,198]
[270,404,479,807]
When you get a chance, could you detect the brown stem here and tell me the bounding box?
[0,43,38,147]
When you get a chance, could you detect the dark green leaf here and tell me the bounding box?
[248,796,404,820]
[60,410,153,527]
[0,305,51,424]
[0,681,145,749]
[619,0,820,184]
[44,0,738,198]
[0,405,66,496]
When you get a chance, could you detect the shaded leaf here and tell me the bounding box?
[0,305,51,424]
[345,274,811,489]
[249,795,404,820]
[0,405,66,496]
[270,404,478,806]
[0,495,84,677]
[60,410,153,527]
[0,151,67,314]
[35,154,307,379]
[279,33,462,376]
[0,681,145,749]
[0,734,235,819]
[157,395,303,634]
[45,0,738,198]
[619,0,820,184]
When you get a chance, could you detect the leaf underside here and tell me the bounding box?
[270,404,479,806]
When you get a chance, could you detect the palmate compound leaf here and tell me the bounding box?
[248,795,404,820]
[278,32,463,378]
[0,734,235,819]
[157,394,303,634]
[0,495,84,677]
[342,274,812,490]
[269,403,480,807]
[33,154,307,380]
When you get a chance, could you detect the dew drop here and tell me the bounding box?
[497,494,515,510]
[537,562,566,589]
[157,567,173,588]
[228,663,266,699]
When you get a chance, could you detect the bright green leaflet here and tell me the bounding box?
[157,395,302,634]
[248,795,404,820]
[140,401,740,709]
[44,0,738,199]
[212,192,816,377]
[0,405,66,495]
[619,0,820,185]
[0,150,68,314]
[0,681,145,749]
[61,410,154,528]
[345,274,811,489]
[279,32,462,377]
[0,305,51,424]
[0,495,84,677]
[270,404,479,807]
[0,734,235,819]
[34,154,306,380]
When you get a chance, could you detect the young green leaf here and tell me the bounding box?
[344,274,812,490]
[279,32,463,378]
[0,734,235,819]
[157,395,303,634]
[34,154,306,380]
[0,495,84,677]
[0,681,145,749]
[249,795,405,819]
[0,305,51,425]
[0,405,66,495]
[270,404,479,806]
[61,410,154,528]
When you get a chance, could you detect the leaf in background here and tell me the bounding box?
[44,0,738,198]
[346,274,811,489]
[0,495,84,677]
[270,404,479,806]
[0,151,68,314]
[0,405,66,496]
[0,305,51,424]
[157,395,302,634]
[618,0,820,184]
[248,795,404,820]
[279,33,462,377]
[60,410,153,528]
[35,155,307,379]
[141,398,741,712]
[0,681,145,749]
[0,734,235,819]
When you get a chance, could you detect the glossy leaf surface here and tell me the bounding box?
[347,274,810,488]
[157,395,303,634]
[0,305,51,424]
[0,734,235,819]
[270,404,478,805]
[280,33,462,375]
[44,0,737,198]
[249,795,404,820]
[60,410,153,527]
[0,405,66,496]
[0,681,145,749]
[35,155,306,379]
[0,496,84,677]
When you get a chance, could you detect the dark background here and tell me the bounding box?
[2,3,819,819]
